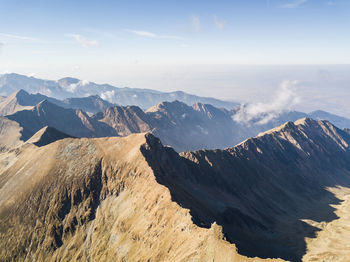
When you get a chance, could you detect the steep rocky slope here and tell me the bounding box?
[1,118,350,261]
[0,89,46,115]
[147,101,238,150]
[0,116,23,151]
[141,118,350,261]
[93,105,152,136]
[0,134,274,262]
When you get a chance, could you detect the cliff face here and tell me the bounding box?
[1,118,350,262]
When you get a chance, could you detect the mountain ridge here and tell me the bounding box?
[143,118,350,261]
[1,118,350,261]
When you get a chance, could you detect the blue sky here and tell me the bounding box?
[0,0,350,116]
[0,0,349,69]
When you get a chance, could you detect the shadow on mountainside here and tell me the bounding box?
[141,124,350,262]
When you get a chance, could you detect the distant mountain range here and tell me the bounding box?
[0,89,114,115]
[0,88,350,152]
[0,73,239,109]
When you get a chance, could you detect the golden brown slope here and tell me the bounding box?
[0,133,276,262]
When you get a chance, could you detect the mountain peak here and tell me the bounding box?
[14,89,30,97]
[58,77,80,84]
[146,100,188,113]
[257,117,314,137]
[26,126,74,147]
[57,77,80,89]
[34,99,62,113]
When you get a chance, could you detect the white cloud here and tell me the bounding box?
[125,29,180,39]
[190,15,201,32]
[281,0,307,8]
[213,15,226,30]
[233,80,301,125]
[80,79,90,86]
[100,90,115,102]
[0,33,39,41]
[67,34,98,48]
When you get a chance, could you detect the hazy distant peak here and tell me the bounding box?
[57,77,80,85]
[146,100,187,113]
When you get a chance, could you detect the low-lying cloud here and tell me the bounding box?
[233,80,301,125]
[100,90,115,102]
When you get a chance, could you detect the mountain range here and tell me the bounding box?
[1,73,350,261]
[0,88,349,152]
[0,73,239,109]
[1,118,350,261]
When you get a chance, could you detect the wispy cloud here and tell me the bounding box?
[327,1,334,5]
[213,15,226,30]
[125,29,181,39]
[0,33,39,41]
[281,0,307,8]
[67,34,98,48]
[233,80,301,125]
[190,15,201,32]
